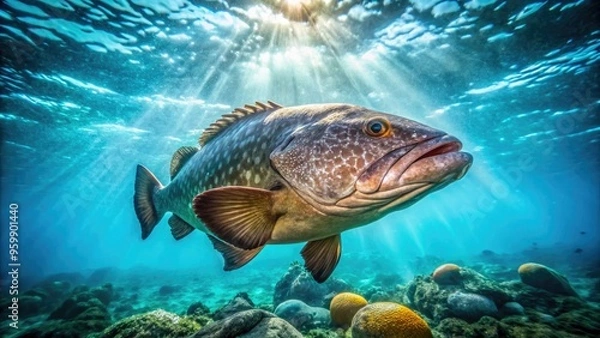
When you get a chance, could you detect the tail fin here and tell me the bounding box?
[134,164,165,239]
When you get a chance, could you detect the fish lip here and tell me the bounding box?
[411,135,463,163]
[356,135,462,194]
[352,135,471,212]
[385,135,471,187]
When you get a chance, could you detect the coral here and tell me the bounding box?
[100,309,200,338]
[351,302,432,338]
[447,291,498,322]
[518,263,578,296]
[329,292,368,328]
[213,292,255,320]
[432,264,462,285]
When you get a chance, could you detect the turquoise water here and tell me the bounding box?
[0,0,599,337]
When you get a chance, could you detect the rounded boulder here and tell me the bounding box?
[432,263,462,285]
[518,263,578,296]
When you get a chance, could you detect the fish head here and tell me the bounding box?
[270,104,472,217]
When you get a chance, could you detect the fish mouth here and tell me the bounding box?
[341,135,472,210]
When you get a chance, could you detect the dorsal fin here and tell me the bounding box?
[170,146,198,179]
[199,101,283,146]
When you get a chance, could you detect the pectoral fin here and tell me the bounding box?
[301,235,342,283]
[168,215,195,240]
[193,186,277,249]
[207,235,264,270]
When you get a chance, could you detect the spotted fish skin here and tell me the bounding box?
[134,102,472,282]
[155,107,288,232]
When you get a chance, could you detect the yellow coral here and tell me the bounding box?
[351,302,432,338]
[329,292,368,328]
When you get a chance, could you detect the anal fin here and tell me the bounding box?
[301,235,342,283]
[207,235,264,270]
[168,215,195,240]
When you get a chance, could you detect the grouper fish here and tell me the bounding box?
[134,101,472,282]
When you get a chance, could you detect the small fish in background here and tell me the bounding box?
[580,231,586,235]
[574,248,583,254]
[133,102,473,282]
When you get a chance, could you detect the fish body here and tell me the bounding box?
[134,102,472,282]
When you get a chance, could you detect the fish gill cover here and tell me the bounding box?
[0,0,599,337]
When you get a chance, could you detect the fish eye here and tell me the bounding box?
[364,118,391,137]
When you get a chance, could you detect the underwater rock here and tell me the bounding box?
[48,289,111,322]
[8,277,76,317]
[187,301,211,317]
[499,302,525,316]
[438,315,561,338]
[555,308,600,335]
[213,292,255,320]
[432,263,463,285]
[518,263,579,296]
[191,309,303,338]
[274,299,330,330]
[304,328,344,338]
[434,317,499,338]
[274,262,352,308]
[361,286,391,303]
[17,319,111,338]
[447,291,498,322]
[351,302,432,338]
[511,280,587,316]
[91,283,114,306]
[405,267,512,323]
[17,285,112,337]
[0,294,43,319]
[329,292,368,328]
[186,300,214,326]
[311,307,332,328]
[100,309,200,338]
